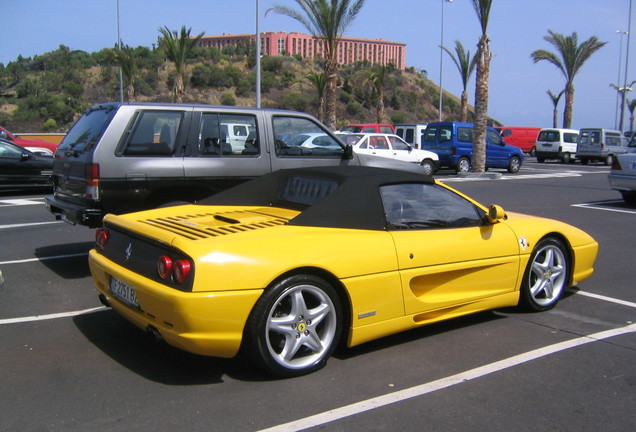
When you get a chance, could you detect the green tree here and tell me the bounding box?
[441,40,476,122]
[366,64,394,124]
[470,0,493,173]
[531,31,607,129]
[158,26,204,103]
[267,0,365,129]
[297,71,327,121]
[107,44,137,101]
[547,89,565,128]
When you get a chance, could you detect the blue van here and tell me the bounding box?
[422,122,524,173]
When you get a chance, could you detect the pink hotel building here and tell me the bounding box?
[197,31,406,70]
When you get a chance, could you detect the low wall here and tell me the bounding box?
[15,133,66,145]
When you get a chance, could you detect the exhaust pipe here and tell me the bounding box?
[146,325,163,343]
[98,294,110,307]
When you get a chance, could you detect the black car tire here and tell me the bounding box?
[507,155,521,173]
[519,238,569,312]
[244,274,342,377]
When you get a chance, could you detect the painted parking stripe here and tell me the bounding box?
[0,221,62,230]
[572,201,636,215]
[257,323,636,432]
[0,252,87,265]
[0,198,45,206]
[0,306,107,325]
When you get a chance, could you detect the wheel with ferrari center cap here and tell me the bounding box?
[244,274,342,377]
[520,238,569,312]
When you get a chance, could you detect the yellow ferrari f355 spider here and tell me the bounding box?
[89,166,598,377]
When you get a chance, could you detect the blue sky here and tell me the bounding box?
[3,0,634,130]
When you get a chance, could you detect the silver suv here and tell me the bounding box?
[45,102,419,227]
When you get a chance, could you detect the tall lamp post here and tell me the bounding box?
[615,30,628,129]
[116,0,123,102]
[255,0,261,108]
[438,0,453,121]
[620,0,633,133]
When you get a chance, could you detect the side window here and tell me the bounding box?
[501,129,512,137]
[564,133,578,143]
[591,132,600,143]
[424,126,438,142]
[372,136,389,149]
[379,126,393,133]
[273,116,343,157]
[488,129,503,145]
[362,127,375,132]
[199,113,259,156]
[381,183,484,230]
[457,127,472,142]
[439,125,453,142]
[124,111,183,156]
[358,137,369,149]
[0,142,24,158]
[388,136,409,151]
[405,129,414,144]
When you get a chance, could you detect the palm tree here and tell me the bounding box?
[547,89,565,128]
[267,0,366,129]
[531,31,607,129]
[441,40,477,122]
[628,98,636,133]
[296,71,327,121]
[107,44,136,102]
[470,0,493,173]
[158,26,203,103]
[366,64,394,124]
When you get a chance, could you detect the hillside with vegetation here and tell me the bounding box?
[0,43,476,133]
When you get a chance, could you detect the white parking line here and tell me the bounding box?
[258,323,636,432]
[0,221,62,230]
[0,198,45,207]
[0,252,87,265]
[572,201,636,215]
[0,306,107,325]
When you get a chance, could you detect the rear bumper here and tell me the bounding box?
[45,195,103,227]
[608,173,636,192]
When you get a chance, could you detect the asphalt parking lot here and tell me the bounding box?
[1,160,635,432]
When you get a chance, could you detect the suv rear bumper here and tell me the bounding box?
[45,195,103,227]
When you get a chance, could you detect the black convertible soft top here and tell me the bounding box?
[200,166,435,230]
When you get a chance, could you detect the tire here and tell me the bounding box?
[621,191,636,204]
[507,155,521,173]
[537,156,545,163]
[530,146,536,157]
[519,238,569,312]
[420,159,436,176]
[604,154,613,166]
[244,274,342,377]
[560,152,571,164]
[580,158,589,165]
[455,157,471,173]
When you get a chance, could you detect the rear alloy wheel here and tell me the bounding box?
[520,238,569,311]
[507,155,521,173]
[560,152,571,164]
[245,275,342,377]
[456,157,471,173]
[420,159,436,176]
[604,154,613,166]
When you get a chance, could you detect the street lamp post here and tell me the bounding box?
[620,0,633,133]
[255,0,261,108]
[116,0,123,102]
[438,0,453,122]
[615,30,628,129]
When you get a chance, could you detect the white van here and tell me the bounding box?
[395,123,427,149]
[535,128,580,163]
[576,128,627,165]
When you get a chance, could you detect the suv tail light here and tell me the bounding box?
[86,163,100,200]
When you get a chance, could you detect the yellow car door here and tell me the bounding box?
[381,182,521,316]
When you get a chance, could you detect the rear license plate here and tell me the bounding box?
[110,277,139,308]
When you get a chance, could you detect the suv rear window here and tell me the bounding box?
[58,106,117,152]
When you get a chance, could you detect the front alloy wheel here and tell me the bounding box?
[520,238,569,311]
[507,155,521,173]
[420,159,436,176]
[456,157,471,173]
[244,275,342,377]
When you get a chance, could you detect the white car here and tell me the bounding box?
[336,133,439,175]
[608,151,636,204]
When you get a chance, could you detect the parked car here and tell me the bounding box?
[535,128,580,163]
[395,123,428,149]
[89,165,598,377]
[0,126,58,156]
[340,123,395,133]
[45,102,422,228]
[0,138,53,190]
[421,122,524,173]
[494,126,542,155]
[608,152,636,203]
[576,128,626,165]
[336,132,439,175]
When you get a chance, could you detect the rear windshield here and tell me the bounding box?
[538,130,559,142]
[58,106,117,152]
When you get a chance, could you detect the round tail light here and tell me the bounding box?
[157,255,173,280]
[95,228,109,251]
[173,259,192,284]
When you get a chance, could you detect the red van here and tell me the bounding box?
[340,123,395,133]
[494,126,542,155]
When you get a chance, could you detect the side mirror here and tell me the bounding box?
[343,144,354,160]
[487,205,506,223]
